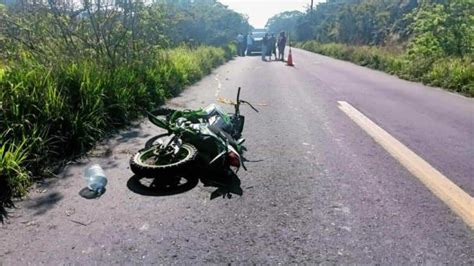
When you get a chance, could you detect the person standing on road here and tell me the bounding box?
[246,32,254,56]
[269,33,277,61]
[236,33,244,56]
[261,33,269,61]
[277,31,287,61]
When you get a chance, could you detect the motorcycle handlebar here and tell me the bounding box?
[237,87,241,103]
[240,100,259,113]
[235,87,259,113]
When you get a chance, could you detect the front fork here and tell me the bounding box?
[152,134,183,158]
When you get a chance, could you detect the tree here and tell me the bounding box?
[408,0,474,58]
[0,0,250,65]
[265,10,304,41]
[295,0,422,45]
[156,0,250,46]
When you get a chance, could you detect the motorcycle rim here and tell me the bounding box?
[130,143,197,177]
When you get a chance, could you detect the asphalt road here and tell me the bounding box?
[1,49,473,264]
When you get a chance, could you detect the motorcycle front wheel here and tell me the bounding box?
[130,143,197,177]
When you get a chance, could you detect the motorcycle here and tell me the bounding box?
[129,87,258,188]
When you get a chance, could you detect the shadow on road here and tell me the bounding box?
[126,168,243,199]
[127,174,199,196]
[25,192,63,216]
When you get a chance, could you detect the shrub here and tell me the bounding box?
[428,57,474,95]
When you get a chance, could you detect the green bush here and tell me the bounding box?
[428,57,474,95]
[0,45,235,211]
[0,138,31,196]
[223,43,238,60]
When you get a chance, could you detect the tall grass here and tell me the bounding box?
[0,45,235,212]
[297,41,474,96]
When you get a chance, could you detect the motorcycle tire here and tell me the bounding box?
[130,143,197,177]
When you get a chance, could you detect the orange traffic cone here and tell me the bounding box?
[286,47,294,67]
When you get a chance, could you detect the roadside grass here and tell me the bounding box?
[0,45,235,215]
[297,41,474,97]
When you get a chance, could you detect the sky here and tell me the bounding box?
[218,0,318,28]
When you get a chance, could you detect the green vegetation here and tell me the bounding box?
[0,0,245,215]
[265,11,304,41]
[269,0,473,94]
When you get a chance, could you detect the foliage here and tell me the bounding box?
[295,0,420,44]
[294,0,473,50]
[0,136,31,221]
[0,0,248,67]
[406,1,474,58]
[402,0,474,87]
[265,11,304,41]
[428,57,474,94]
[157,0,250,46]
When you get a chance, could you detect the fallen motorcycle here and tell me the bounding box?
[129,87,258,188]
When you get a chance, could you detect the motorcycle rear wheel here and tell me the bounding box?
[130,143,197,177]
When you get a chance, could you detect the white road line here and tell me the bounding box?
[338,101,474,229]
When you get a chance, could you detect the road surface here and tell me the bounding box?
[1,49,473,264]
